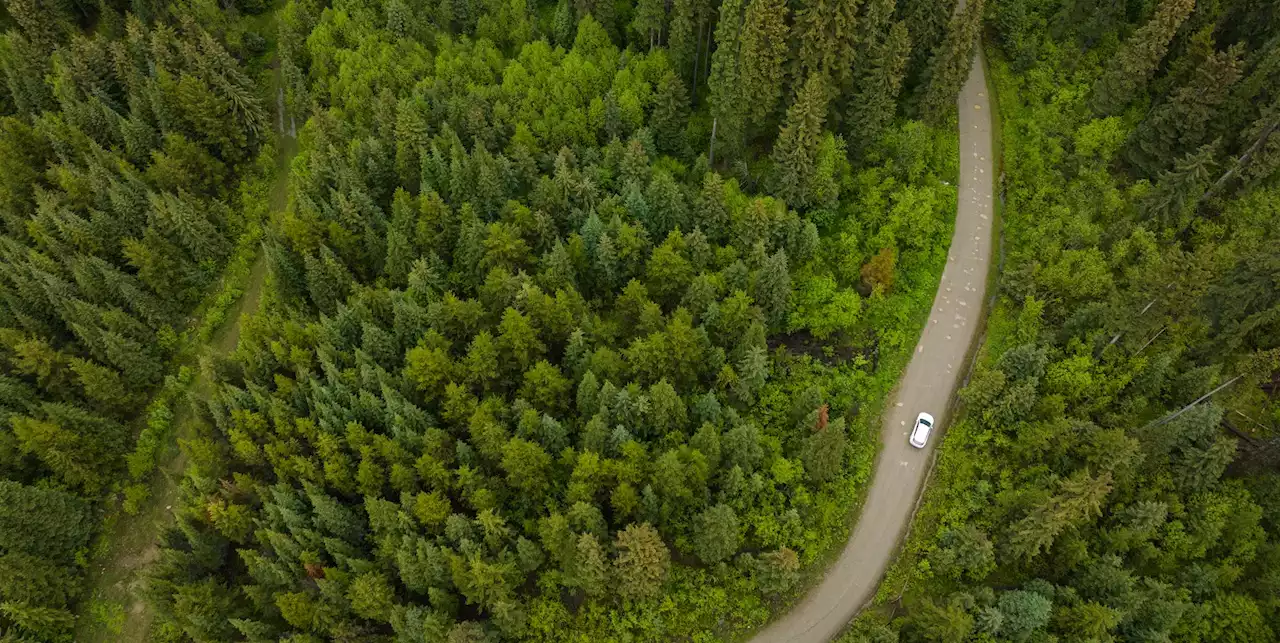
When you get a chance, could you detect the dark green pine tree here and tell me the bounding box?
[707,0,747,164]
[305,246,356,315]
[769,74,829,209]
[4,0,74,53]
[919,0,984,125]
[574,0,616,41]
[896,0,956,88]
[793,0,861,91]
[630,0,666,50]
[1125,46,1243,178]
[751,250,791,331]
[553,0,577,47]
[1139,141,1218,231]
[846,20,910,154]
[667,0,698,89]
[385,189,419,287]
[737,0,789,132]
[650,71,691,157]
[697,171,731,244]
[1089,0,1196,116]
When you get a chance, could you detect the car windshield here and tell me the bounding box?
[919,419,931,427]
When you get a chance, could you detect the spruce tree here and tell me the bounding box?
[572,533,608,598]
[793,0,861,90]
[385,189,419,287]
[846,20,910,153]
[769,74,829,209]
[738,0,789,131]
[919,0,984,125]
[630,0,666,50]
[896,0,957,87]
[1139,141,1218,231]
[707,0,747,164]
[553,0,576,47]
[692,503,741,564]
[1089,0,1196,116]
[668,0,698,88]
[650,71,690,157]
[1125,46,1243,177]
[752,250,791,331]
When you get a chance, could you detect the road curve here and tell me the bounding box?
[750,48,996,643]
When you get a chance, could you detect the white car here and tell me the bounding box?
[909,412,935,448]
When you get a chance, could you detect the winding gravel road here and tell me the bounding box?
[750,47,996,643]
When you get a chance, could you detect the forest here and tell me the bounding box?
[0,0,965,640]
[846,0,1280,642]
[0,0,1276,642]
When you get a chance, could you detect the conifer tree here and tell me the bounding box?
[1089,0,1196,116]
[553,0,577,47]
[1139,141,1218,231]
[769,74,829,208]
[738,0,789,130]
[630,0,666,50]
[752,250,791,331]
[304,247,355,315]
[793,0,861,90]
[1125,46,1243,177]
[668,0,698,88]
[385,188,419,287]
[897,0,956,86]
[574,0,616,41]
[707,0,747,164]
[802,416,847,483]
[650,71,690,157]
[692,503,741,564]
[847,20,910,153]
[919,0,984,125]
[755,547,800,595]
[614,523,670,600]
[572,533,608,598]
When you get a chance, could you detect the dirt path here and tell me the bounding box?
[749,47,996,643]
[74,66,295,643]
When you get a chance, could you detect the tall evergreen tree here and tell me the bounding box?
[707,0,747,164]
[1139,141,1218,231]
[769,74,829,208]
[1125,46,1243,177]
[630,0,666,50]
[650,71,691,156]
[896,0,957,88]
[919,0,984,125]
[738,0,789,130]
[846,20,910,153]
[1089,0,1196,116]
[668,0,698,89]
[793,0,861,90]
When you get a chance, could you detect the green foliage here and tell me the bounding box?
[878,7,1280,641]
[738,0,789,130]
[1090,0,1196,116]
[770,74,830,208]
[919,0,985,125]
[133,1,962,641]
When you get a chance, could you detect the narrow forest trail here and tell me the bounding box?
[73,61,296,643]
[750,48,998,643]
